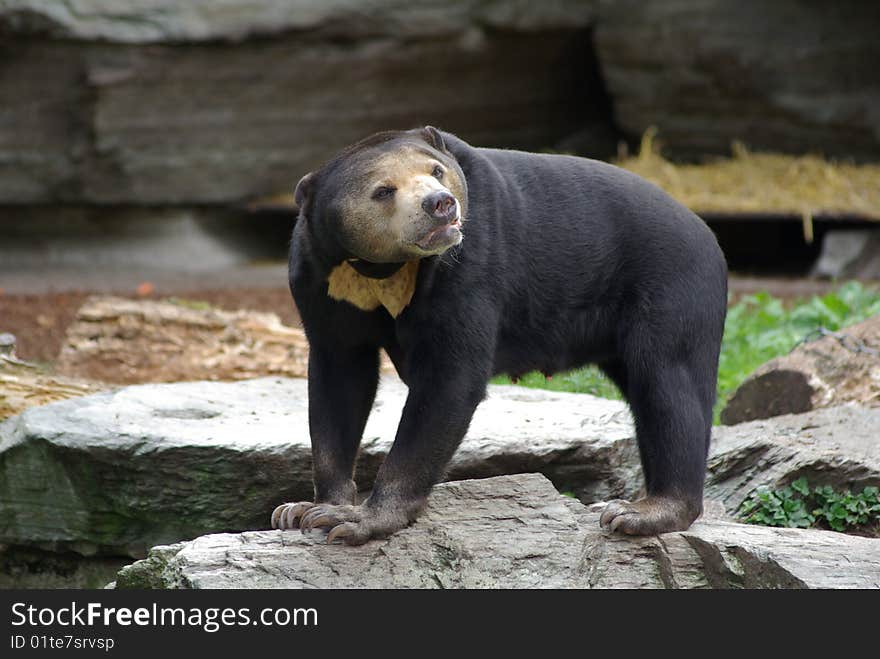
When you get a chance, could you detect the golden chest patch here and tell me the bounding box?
[327,260,419,318]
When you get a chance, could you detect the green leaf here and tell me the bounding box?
[791,477,810,496]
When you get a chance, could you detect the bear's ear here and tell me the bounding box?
[293,172,315,216]
[421,125,446,152]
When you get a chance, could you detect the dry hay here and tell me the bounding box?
[0,358,105,421]
[616,128,880,230]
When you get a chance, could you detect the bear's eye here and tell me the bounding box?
[431,165,444,180]
[372,186,396,200]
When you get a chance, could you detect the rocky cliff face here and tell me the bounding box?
[0,0,609,204]
[2,0,876,208]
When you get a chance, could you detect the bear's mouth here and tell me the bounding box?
[414,216,463,251]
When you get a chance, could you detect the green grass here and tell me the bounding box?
[491,281,880,423]
[491,367,621,400]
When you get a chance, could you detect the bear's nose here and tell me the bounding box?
[422,190,457,221]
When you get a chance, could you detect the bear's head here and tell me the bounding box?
[294,126,468,265]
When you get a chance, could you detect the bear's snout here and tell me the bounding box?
[421,190,458,223]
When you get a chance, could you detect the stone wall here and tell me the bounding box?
[0,0,877,208]
[595,0,880,159]
[0,0,608,205]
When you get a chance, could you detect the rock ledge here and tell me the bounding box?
[116,474,880,589]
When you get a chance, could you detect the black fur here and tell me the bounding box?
[284,127,727,541]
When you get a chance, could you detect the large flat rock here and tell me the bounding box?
[114,474,880,589]
[707,405,880,514]
[0,377,639,557]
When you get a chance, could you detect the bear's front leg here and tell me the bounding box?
[300,370,488,544]
[297,329,492,545]
[271,345,379,530]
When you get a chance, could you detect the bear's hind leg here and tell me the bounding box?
[600,357,713,535]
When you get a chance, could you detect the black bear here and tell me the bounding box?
[271,127,727,544]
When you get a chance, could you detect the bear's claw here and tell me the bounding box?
[271,501,315,530]
[299,504,360,533]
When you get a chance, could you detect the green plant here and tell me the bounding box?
[738,478,816,529]
[810,484,880,533]
[738,477,880,535]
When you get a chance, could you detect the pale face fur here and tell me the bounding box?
[334,144,467,263]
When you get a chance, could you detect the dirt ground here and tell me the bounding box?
[0,275,840,374]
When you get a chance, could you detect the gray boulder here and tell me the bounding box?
[114,473,880,589]
[720,314,880,425]
[0,377,639,557]
[707,405,880,515]
[595,1,880,159]
[0,0,606,204]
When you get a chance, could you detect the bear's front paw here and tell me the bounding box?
[272,497,422,546]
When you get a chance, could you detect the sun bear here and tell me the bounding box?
[271,126,728,545]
